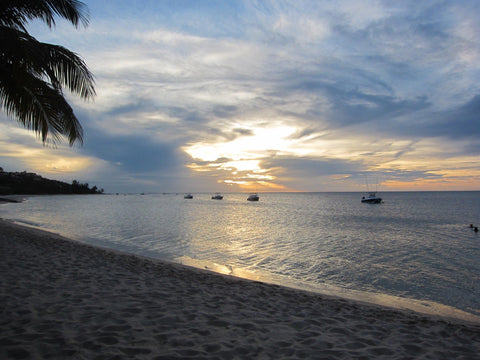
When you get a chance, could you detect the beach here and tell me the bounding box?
[1,218,479,359]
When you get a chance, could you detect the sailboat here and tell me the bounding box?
[361,178,382,204]
[361,192,382,203]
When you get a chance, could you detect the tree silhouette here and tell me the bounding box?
[0,0,95,146]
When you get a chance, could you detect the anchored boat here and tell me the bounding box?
[361,192,382,204]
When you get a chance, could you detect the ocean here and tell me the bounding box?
[2,191,479,322]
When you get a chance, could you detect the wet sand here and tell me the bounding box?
[1,219,479,359]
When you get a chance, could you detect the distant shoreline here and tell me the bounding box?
[0,170,104,196]
[0,195,24,203]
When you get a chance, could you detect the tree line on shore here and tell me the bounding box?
[0,168,103,195]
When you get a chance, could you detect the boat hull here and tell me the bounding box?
[361,198,382,203]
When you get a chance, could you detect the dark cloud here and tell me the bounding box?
[206,127,255,142]
[431,95,480,139]
[262,156,363,178]
[100,97,211,128]
[105,98,155,117]
[465,142,480,156]
[275,69,431,129]
[233,128,254,136]
[212,105,238,118]
[82,130,183,174]
[327,92,430,128]
[381,169,442,181]
[188,157,231,166]
[380,95,480,146]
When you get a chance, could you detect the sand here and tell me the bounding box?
[1,219,479,359]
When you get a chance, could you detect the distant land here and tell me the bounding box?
[0,168,103,196]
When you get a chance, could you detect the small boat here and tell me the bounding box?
[361,192,382,204]
[211,193,223,200]
[247,193,259,201]
[184,193,193,199]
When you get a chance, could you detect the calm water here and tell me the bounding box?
[2,192,479,321]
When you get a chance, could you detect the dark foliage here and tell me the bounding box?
[0,170,103,195]
[0,0,95,146]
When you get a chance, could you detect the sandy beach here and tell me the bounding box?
[1,219,479,359]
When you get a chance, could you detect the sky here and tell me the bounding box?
[1,0,480,193]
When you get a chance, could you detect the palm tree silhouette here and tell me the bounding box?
[0,0,95,146]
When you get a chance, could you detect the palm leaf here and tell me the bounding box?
[46,44,96,100]
[0,0,89,30]
[0,0,93,146]
[1,26,95,100]
[0,62,83,145]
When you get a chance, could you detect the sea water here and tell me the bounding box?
[2,192,479,321]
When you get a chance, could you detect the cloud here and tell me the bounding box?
[83,134,181,174]
[2,0,479,192]
[430,95,480,140]
[371,94,480,148]
[262,156,363,177]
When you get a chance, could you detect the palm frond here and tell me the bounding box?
[1,26,95,100]
[0,0,92,146]
[0,0,89,30]
[0,62,83,146]
[47,44,96,100]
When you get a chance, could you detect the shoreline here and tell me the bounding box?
[1,219,479,359]
[0,195,25,203]
[177,255,480,325]
[8,215,480,325]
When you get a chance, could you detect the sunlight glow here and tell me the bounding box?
[183,126,480,192]
[0,141,98,175]
[220,160,261,172]
[185,125,298,162]
[183,124,300,190]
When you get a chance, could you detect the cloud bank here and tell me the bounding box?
[1,0,479,192]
